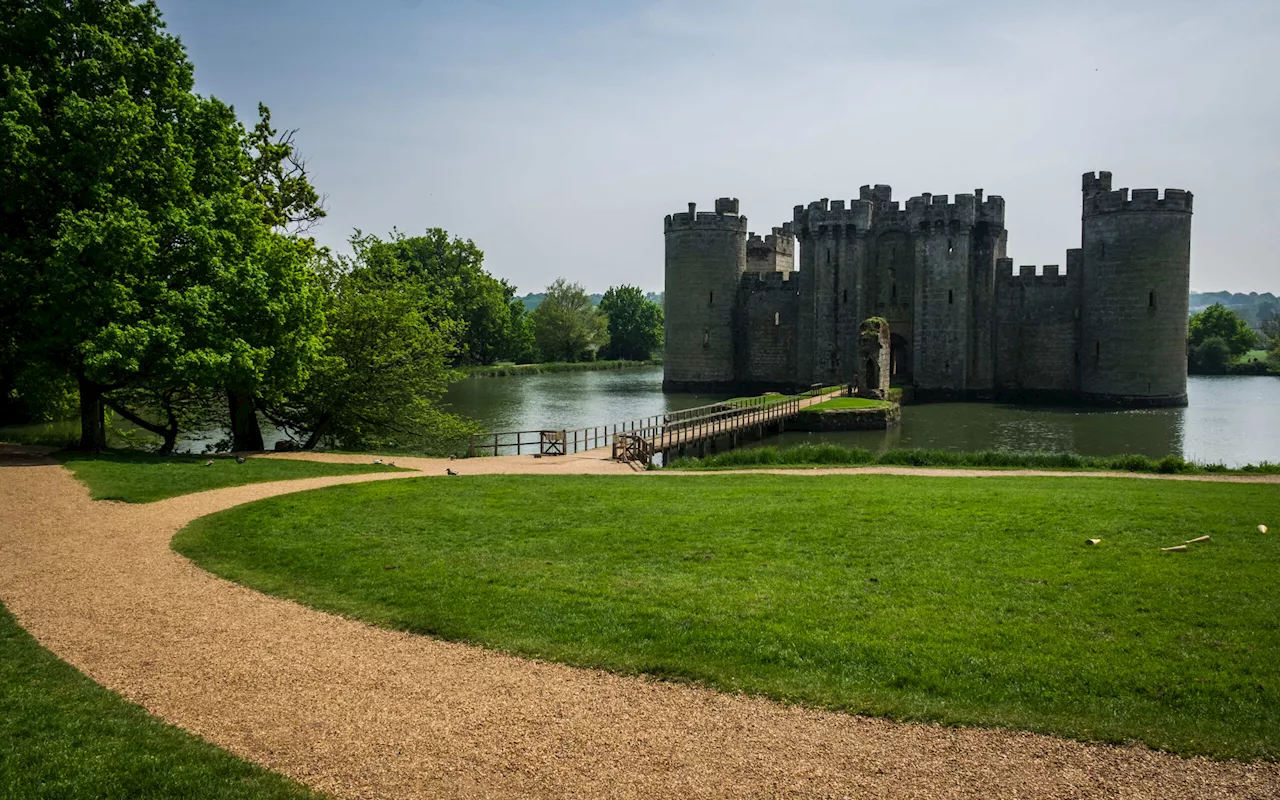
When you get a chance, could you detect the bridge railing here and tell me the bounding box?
[467,388,831,459]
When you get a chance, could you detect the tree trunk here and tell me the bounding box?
[104,398,178,454]
[227,389,265,451]
[302,413,331,450]
[77,375,107,451]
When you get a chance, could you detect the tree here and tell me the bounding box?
[1261,314,1280,375]
[0,0,324,451]
[1188,304,1256,360]
[352,229,529,365]
[1189,336,1232,375]
[262,254,476,453]
[599,285,663,361]
[530,279,608,362]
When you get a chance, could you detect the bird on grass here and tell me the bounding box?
[235,455,246,464]
[372,458,383,465]
[203,460,214,467]
[446,468,458,476]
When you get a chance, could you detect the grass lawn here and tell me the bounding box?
[1241,349,1268,364]
[0,602,323,799]
[803,398,892,411]
[175,474,1280,760]
[58,451,409,503]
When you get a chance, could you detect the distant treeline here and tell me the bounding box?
[520,291,663,312]
[1190,291,1277,329]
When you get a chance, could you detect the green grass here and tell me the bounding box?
[0,602,323,799]
[1241,349,1268,364]
[462,359,660,377]
[57,451,409,503]
[670,444,1280,474]
[803,398,892,411]
[175,474,1280,760]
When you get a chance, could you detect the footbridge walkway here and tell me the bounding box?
[467,387,841,466]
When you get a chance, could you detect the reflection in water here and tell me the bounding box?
[443,368,1280,467]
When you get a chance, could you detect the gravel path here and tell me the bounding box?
[1,448,1278,799]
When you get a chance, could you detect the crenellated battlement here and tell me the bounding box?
[1082,187,1193,217]
[902,190,1006,230]
[793,198,874,234]
[665,198,749,232]
[999,263,1076,286]
[746,225,796,255]
[1082,171,1113,198]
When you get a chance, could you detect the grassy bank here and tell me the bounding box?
[0,603,322,799]
[462,359,660,378]
[58,451,409,503]
[176,474,1280,759]
[802,398,892,411]
[670,443,1280,474]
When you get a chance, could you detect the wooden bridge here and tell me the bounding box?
[467,387,841,466]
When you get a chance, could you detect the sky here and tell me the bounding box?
[159,0,1279,295]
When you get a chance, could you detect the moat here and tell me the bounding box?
[444,367,1280,468]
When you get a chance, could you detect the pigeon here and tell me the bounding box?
[372,459,383,465]
[204,460,214,467]
[387,461,396,467]
[448,454,456,461]
[235,455,246,464]
[446,468,458,476]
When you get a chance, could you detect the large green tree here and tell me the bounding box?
[352,229,530,365]
[598,285,662,361]
[0,1,324,450]
[530,279,608,363]
[263,253,476,453]
[1188,304,1256,359]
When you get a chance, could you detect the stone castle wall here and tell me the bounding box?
[994,258,1083,398]
[736,271,800,387]
[663,172,1192,407]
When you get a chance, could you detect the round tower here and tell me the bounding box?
[1078,171,1193,406]
[663,198,747,391]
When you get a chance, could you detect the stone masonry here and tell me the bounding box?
[663,171,1193,407]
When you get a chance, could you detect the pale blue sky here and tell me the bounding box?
[160,0,1278,294]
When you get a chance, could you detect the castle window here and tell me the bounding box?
[1149,291,1156,308]
[774,311,780,326]
[891,283,897,303]
[1099,242,1106,259]
[1095,341,1101,358]
[708,291,713,306]
[843,289,848,304]
[703,330,710,348]
[948,289,954,305]
[947,239,954,255]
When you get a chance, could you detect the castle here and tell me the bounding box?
[663,171,1193,407]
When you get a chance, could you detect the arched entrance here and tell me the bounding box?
[889,333,912,385]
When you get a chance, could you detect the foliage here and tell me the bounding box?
[264,257,479,454]
[177,474,1280,759]
[1261,315,1280,375]
[0,0,324,450]
[599,285,663,361]
[352,229,530,366]
[0,603,324,799]
[57,451,407,503]
[1188,336,1233,375]
[529,279,609,362]
[1188,304,1256,359]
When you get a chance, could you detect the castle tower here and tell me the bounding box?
[1078,171,1193,406]
[663,198,748,391]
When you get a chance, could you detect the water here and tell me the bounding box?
[443,368,1280,467]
